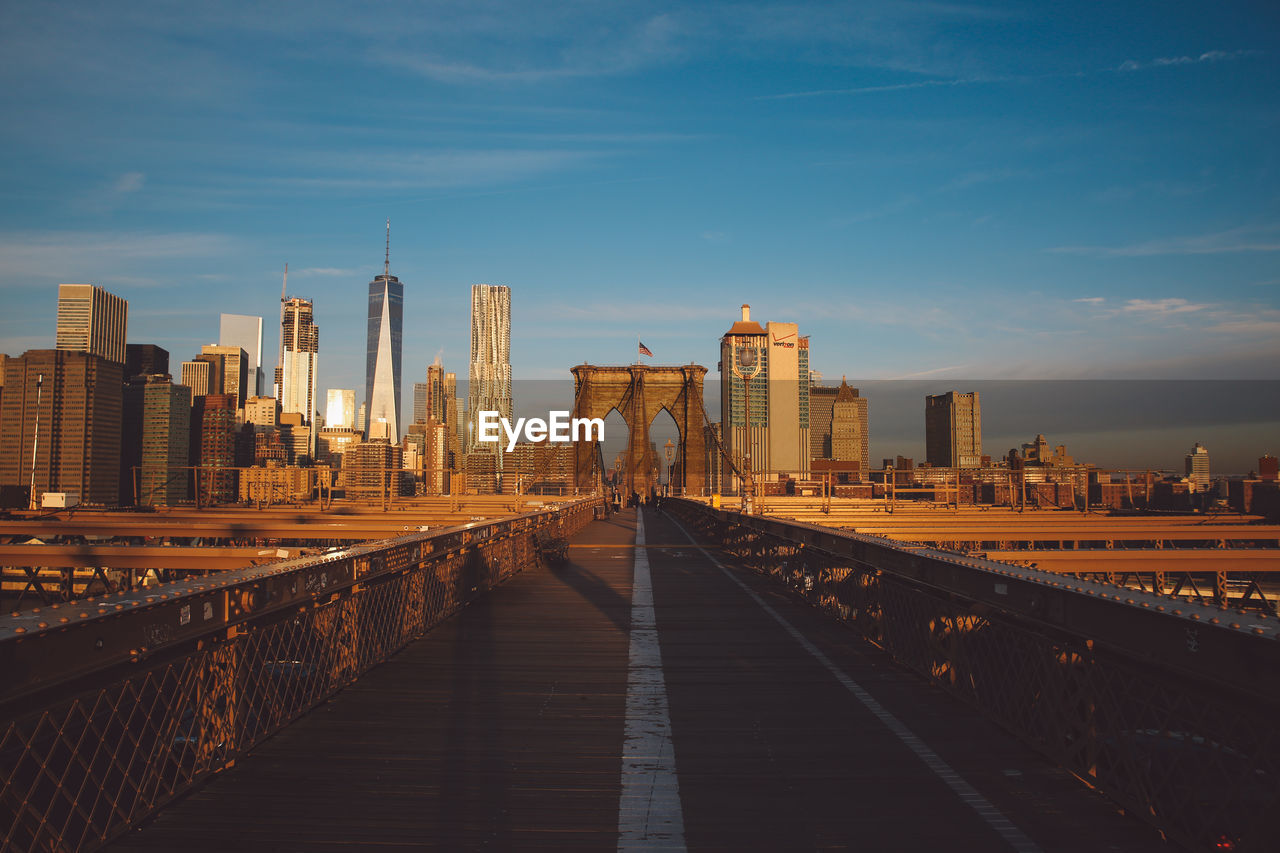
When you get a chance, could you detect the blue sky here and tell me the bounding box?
[1,1,1278,462]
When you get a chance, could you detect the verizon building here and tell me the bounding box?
[718,304,810,492]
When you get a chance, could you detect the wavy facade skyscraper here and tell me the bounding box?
[466,284,511,451]
[365,221,403,441]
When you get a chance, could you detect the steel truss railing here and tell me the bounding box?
[669,498,1280,853]
[0,498,601,853]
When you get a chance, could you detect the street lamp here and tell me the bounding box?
[614,451,624,504]
[28,373,44,510]
[664,439,675,497]
[731,345,761,514]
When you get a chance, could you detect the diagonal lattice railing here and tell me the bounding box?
[669,499,1280,853]
[0,498,601,853]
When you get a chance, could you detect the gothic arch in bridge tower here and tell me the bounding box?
[570,364,708,497]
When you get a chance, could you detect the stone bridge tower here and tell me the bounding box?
[570,364,708,497]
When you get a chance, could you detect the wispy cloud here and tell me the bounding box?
[891,364,970,379]
[1121,298,1209,315]
[756,77,992,101]
[1073,297,1105,304]
[940,167,1029,192]
[114,172,146,193]
[261,148,611,193]
[832,194,917,227]
[1048,224,1280,257]
[0,231,232,283]
[382,11,687,84]
[1118,49,1262,72]
[293,267,365,278]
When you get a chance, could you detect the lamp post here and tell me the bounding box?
[28,373,44,510]
[664,439,675,497]
[614,451,624,504]
[731,345,761,515]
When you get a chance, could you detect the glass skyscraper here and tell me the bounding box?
[219,313,263,397]
[365,221,403,441]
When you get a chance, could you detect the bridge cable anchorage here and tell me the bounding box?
[618,511,687,850]
[666,514,1043,853]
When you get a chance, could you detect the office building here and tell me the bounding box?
[220,313,264,397]
[810,385,836,461]
[445,373,460,467]
[190,394,237,503]
[276,297,319,455]
[344,440,408,499]
[718,304,810,491]
[55,284,127,365]
[244,395,280,428]
[365,221,404,442]
[467,284,512,451]
[830,380,869,471]
[413,382,429,425]
[0,350,124,505]
[425,360,449,423]
[925,391,983,468]
[180,360,211,397]
[200,344,249,409]
[125,344,169,380]
[1186,442,1211,492]
[406,420,449,495]
[138,377,192,506]
[316,427,362,467]
[326,389,355,430]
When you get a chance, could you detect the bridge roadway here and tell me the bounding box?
[107,508,1168,852]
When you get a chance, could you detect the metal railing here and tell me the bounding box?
[668,498,1280,853]
[0,497,600,853]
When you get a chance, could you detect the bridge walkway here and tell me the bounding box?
[108,508,1168,851]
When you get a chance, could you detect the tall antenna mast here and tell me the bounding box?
[384,218,391,278]
[276,263,288,399]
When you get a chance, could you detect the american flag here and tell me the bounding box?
[638,341,653,358]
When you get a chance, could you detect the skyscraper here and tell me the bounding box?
[830,380,869,470]
[220,313,264,396]
[138,377,192,506]
[56,284,127,364]
[1186,442,1211,491]
[412,382,429,425]
[180,360,211,397]
[277,296,319,456]
[718,304,810,491]
[0,350,124,505]
[425,359,448,423]
[925,391,982,468]
[125,344,169,380]
[200,344,249,409]
[325,389,355,430]
[467,284,511,451]
[365,220,403,442]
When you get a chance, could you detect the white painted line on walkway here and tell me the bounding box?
[669,515,1042,853]
[618,511,687,851]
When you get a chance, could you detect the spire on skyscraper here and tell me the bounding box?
[384,218,391,278]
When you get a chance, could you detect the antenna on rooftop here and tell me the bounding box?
[384,218,391,277]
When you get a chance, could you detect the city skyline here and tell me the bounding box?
[1,1,1278,391]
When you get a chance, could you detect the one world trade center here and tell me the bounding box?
[365,220,403,441]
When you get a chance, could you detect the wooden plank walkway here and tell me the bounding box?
[108,508,1172,851]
